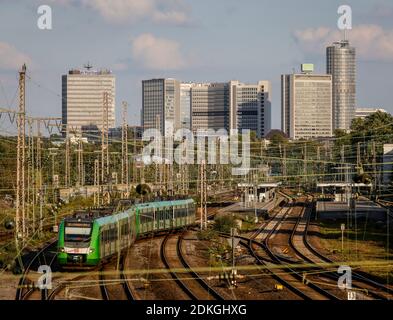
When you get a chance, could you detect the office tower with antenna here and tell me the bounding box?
[61,63,115,137]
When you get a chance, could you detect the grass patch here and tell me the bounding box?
[318,219,393,282]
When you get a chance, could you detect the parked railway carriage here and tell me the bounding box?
[57,199,195,267]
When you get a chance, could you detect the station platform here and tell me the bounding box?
[316,200,388,220]
[215,197,283,221]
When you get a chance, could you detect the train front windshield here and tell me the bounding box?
[64,221,92,246]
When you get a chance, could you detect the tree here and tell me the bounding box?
[136,184,151,196]
[213,215,238,234]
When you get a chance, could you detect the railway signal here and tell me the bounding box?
[228,227,239,288]
[218,272,240,289]
[341,223,345,253]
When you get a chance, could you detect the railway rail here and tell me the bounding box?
[288,200,365,300]
[240,191,341,300]
[251,205,337,300]
[15,240,58,300]
[220,199,310,299]
[99,254,136,300]
[302,201,393,299]
[160,231,224,300]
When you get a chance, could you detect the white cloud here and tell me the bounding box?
[293,24,393,62]
[46,0,192,25]
[0,42,33,70]
[131,33,187,70]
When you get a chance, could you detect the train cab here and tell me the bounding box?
[57,217,94,265]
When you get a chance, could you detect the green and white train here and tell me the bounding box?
[57,199,195,268]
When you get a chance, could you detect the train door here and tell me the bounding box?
[100,227,105,258]
[168,206,172,229]
[110,225,116,255]
[160,207,165,229]
[172,206,176,228]
[155,207,159,231]
[166,206,170,229]
[141,208,148,233]
[152,207,156,232]
[128,216,132,246]
[182,205,186,226]
[103,227,110,258]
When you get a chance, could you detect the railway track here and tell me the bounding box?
[47,273,89,300]
[15,240,58,300]
[218,198,306,300]
[236,192,341,300]
[217,193,318,300]
[248,204,334,300]
[301,201,393,300]
[48,254,135,300]
[288,200,361,300]
[99,254,136,300]
[160,230,224,300]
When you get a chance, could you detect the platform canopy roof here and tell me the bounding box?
[238,182,282,188]
[317,183,373,188]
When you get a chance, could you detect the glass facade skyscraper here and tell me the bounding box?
[326,40,356,131]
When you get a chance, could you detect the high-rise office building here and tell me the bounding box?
[62,68,115,135]
[179,83,192,130]
[142,78,180,136]
[327,40,356,131]
[142,79,271,138]
[282,65,333,140]
[190,82,230,133]
[229,80,271,138]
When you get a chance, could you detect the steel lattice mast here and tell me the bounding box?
[101,92,110,204]
[121,101,129,187]
[16,64,26,242]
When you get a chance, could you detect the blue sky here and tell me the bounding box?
[1,0,393,131]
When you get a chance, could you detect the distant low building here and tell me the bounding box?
[81,124,100,142]
[129,126,143,140]
[355,108,388,120]
[383,144,393,186]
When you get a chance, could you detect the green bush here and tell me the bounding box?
[197,229,217,241]
[213,215,238,234]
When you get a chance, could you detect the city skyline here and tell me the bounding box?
[0,0,393,132]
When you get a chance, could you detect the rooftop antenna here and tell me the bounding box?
[84,62,93,71]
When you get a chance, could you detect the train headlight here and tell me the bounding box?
[60,247,65,253]
[89,248,95,253]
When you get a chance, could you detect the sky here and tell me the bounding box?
[1,0,393,132]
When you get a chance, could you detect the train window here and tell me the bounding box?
[109,227,115,241]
